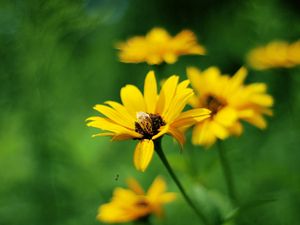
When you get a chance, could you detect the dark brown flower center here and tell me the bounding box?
[203,95,226,116]
[135,112,166,139]
[135,199,150,208]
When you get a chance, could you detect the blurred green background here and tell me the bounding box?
[1,0,300,225]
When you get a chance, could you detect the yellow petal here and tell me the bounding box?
[160,193,177,203]
[98,188,152,223]
[245,114,267,129]
[187,66,221,96]
[127,178,145,195]
[238,109,255,118]
[105,100,136,121]
[93,104,134,129]
[251,95,274,107]
[202,67,222,88]
[262,108,273,116]
[246,83,267,93]
[167,127,185,148]
[113,187,139,203]
[156,75,179,115]
[189,45,206,55]
[92,132,114,138]
[172,108,211,128]
[91,130,137,141]
[188,95,200,108]
[147,176,166,199]
[144,71,158,113]
[86,116,142,139]
[163,79,194,122]
[121,84,146,115]
[111,133,139,141]
[173,30,206,55]
[228,122,243,136]
[146,27,171,42]
[133,139,154,172]
[192,121,217,147]
[98,203,130,223]
[163,53,177,64]
[232,67,247,87]
[164,89,194,122]
[186,67,202,94]
[98,188,142,223]
[210,121,229,140]
[152,125,169,140]
[146,55,162,65]
[214,107,238,127]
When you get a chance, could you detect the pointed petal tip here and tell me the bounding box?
[85,116,94,122]
[147,70,155,76]
[239,66,248,73]
[235,66,248,79]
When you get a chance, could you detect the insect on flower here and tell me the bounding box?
[86,71,211,171]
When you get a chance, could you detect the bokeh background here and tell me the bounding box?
[1,0,300,225]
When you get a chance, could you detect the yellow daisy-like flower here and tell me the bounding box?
[86,71,210,171]
[97,176,176,223]
[247,40,300,70]
[187,66,274,147]
[116,27,206,65]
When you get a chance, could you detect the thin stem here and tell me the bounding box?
[217,141,238,204]
[135,215,151,225]
[155,140,210,225]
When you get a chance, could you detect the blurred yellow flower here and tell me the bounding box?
[187,66,274,147]
[87,71,210,171]
[116,27,206,65]
[97,176,176,223]
[247,40,300,70]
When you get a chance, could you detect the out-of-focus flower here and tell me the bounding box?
[247,40,300,70]
[187,66,274,147]
[86,71,210,171]
[116,27,206,65]
[97,176,176,223]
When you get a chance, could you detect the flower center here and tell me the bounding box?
[135,199,150,208]
[203,95,226,116]
[135,112,166,139]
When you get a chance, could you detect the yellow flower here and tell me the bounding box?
[86,71,210,171]
[97,176,176,223]
[187,66,274,147]
[247,40,300,70]
[116,27,206,65]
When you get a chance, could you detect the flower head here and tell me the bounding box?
[187,66,274,147]
[247,40,300,70]
[116,27,206,65]
[97,176,176,223]
[87,71,210,171]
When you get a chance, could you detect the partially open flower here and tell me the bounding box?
[116,27,206,65]
[187,66,274,147]
[87,71,210,171]
[247,40,300,70]
[97,176,176,223]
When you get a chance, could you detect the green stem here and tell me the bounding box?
[155,139,210,225]
[217,141,238,204]
[135,215,151,225]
